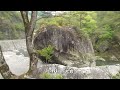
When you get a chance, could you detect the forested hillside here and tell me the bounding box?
[94,11,120,63]
[0,11,120,62]
[0,11,24,40]
[36,11,120,63]
[0,11,120,79]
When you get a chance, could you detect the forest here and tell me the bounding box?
[0,11,120,79]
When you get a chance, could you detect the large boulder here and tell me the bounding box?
[30,64,120,79]
[28,64,120,79]
[34,25,95,68]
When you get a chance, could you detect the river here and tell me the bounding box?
[0,39,120,79]
[0,39,29,79]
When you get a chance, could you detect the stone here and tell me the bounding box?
[99,65,120,76]
[95,56,106,61]
[96,41,109,53]
[34,64,115,79]
[110,55,119,61]
[34,25,95,68]
[16,49,29,57]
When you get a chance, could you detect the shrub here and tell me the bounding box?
[55,74,63,79]
[40,73,52,79]
[39,73,63,79]
[112,72,120,79]
[37,45,54,62]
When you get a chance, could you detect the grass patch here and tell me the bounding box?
[112,72,120,79]
[39,73,63,79]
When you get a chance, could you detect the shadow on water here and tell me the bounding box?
[96,60,120,66]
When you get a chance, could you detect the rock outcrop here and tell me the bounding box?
[34,25,95,68]
[31,64,120,79]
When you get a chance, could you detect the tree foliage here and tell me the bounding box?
[37,11,97,37]
[36,11,120,60]
[0,11,24,40]
[37,45,54,62]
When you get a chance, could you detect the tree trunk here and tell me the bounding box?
[20,11,38,75]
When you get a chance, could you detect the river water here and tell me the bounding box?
[0,39,29,79]
[0,39,43,79]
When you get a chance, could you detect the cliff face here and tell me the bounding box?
[34,25,95,68]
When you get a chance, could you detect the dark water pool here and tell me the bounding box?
[96,60,120,66]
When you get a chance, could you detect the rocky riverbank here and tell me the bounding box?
[0,39,120,79]
[0,50,120,79]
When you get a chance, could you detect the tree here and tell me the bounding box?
[37,11,97,37]
[93,11,120,49]
[0,11,24,40]
[0,11,38,79]
[20,11,38,75]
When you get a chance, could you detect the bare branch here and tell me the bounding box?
[28,11,37,36]
[20,11,29,25]
[20,11,30,35]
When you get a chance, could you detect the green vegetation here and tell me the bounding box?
[112,72,120,79]
[37,11,97,36]
[0,11,120,63]
[37,11,120,41]
[37,45,54,62]
[36,11,120,63]
[39,72,63,79]
[0,11,24,40]
[39,72,52,79]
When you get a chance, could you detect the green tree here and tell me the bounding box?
[92,11,120,58]
[0,11,24,40]
[37,11,97,37]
